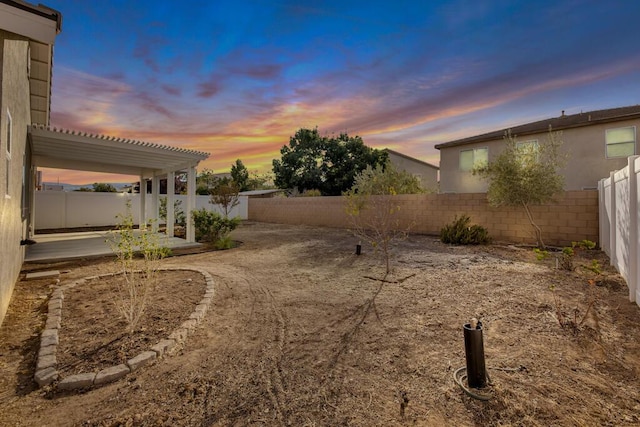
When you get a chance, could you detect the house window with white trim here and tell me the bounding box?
[459,147,488,172]
[605,126,636,158]
[5,109,12,198]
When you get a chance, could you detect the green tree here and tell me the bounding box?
[474,128,565,249]
[93,182,117,192]
[247,171,275,190]
[272,128,387,196]
[345,162,423,274]
[323,132,389,196]
[230,159,250,192]
[196,168,218,195]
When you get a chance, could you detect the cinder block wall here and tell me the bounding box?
[248,191,599,247]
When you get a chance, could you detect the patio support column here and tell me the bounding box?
[139,176,147,229]
[29,167,37,237]
[167,171,175,237]
[186,165,196,243]
[151,175,160,232]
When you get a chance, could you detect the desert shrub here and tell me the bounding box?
[559,246,574,271]
[549,279,598,332]
[191,208,240,245]
[583,259,602,275]
[108,200,168,333]
[572,239,597,250]
[440,215,490,245]
[215,235,235,250]
[533,248,550,261]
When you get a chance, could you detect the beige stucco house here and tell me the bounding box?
[435,105,640,193]
[0,1,209,327]
[386,149,439,191]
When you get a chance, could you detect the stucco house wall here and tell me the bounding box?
[0,29,32,325]
[387,149,439,191]
[437,108,640,193]
[438,139,491,193]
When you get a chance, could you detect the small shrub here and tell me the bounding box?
[584,259,602,275]
[108,200,168,333]
[440,215,490,245]
[191,208,240,246]
[558,246,574,271]
[549,280,598,332]
[572,239,597,250]
[533,248,550,261]
[215,235,235,250]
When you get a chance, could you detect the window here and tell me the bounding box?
[459,147,488,172]
[516,139,539,163]
[5,109,12,197]
[606,126,636,158]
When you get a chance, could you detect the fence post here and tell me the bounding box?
[598,179,606,255]
[609,171,617,267]
[629,156,639,302]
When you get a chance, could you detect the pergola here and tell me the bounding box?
[28,125,209,242]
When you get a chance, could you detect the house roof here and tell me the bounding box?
[29,125,209,177]
[0,0,61,42]
[239,189,284,197]
[435,105,640,150]
[0,0,62,126]
[385,148,439,169]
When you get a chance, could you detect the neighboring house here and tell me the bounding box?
[239,189,284,198]
[435,105,640,193]
[386,148,439,191]
[0,1,61,326]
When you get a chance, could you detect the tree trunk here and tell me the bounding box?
[522,202,545,249]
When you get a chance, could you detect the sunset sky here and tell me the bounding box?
[41,0,640,184]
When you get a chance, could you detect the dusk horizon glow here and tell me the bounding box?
[39,0,640,185]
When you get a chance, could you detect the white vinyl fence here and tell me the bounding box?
[598,155,640,306]
[34,192,248,230]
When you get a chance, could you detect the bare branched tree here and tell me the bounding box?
[344,162,423,274]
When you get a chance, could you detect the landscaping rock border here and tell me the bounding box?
[34,267,214,390]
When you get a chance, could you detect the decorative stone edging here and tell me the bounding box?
[34,267,214,390]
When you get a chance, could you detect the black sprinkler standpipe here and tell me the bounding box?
[463,318,487,389]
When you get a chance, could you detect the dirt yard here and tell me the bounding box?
[1,221,640,426]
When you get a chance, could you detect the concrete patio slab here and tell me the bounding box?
[25,231,202,263]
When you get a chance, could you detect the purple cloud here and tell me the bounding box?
[161,84,182,96]
[197,78,222,98]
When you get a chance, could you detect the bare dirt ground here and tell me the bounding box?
[1,221,640,426]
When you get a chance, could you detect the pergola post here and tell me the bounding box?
[139,176,146,229]
[167,171,175,238]
[186,165,196,243]
[151,175,160,232]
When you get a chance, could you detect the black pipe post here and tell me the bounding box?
[355,244,362,255]
[463,320,487,389]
